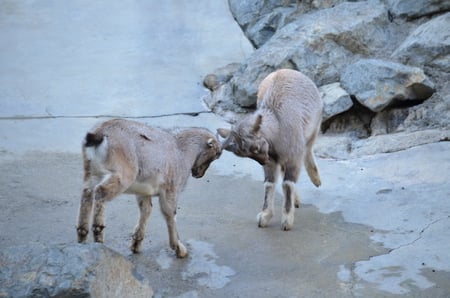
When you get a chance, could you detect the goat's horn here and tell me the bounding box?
[220,135,232,150]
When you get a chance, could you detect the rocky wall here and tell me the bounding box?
[203,0,450,155]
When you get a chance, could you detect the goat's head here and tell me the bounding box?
[217,114,270,165]
[191,135,222,178]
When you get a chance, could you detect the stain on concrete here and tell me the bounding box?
[182,240,235,289]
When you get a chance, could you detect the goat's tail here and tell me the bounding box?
[84,132,104,147]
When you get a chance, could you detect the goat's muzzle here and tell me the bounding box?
[191,165,208,178]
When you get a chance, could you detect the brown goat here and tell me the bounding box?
[76,119,221,257]
[218,69,323,230]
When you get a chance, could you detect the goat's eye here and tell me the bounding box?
[250,145,259,154]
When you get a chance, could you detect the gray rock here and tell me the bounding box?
[245,7,297,47]
[315,128,450,159]
[370,107,410,135]
[0,243,153,298]
[228,1,395,107]
[350,128,450,156]
[392,12,450,70]
[202,83,251,124]
[203,63,242,91]
[228,0,276,29]
[387,0,450,19]
[204,0,449,146]
[228,0,350,48]
[341,58,434,112]
[319,82,353,121]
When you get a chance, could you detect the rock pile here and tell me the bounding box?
[204,0,449,155]
[0,243,153,298]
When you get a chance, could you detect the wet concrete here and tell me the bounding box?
[1,146,449,297]
[1,0,450,297]
[0,152,385,297]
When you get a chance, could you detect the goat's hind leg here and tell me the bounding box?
[77,186,94,242]
[92,173,130,243]
[257,162,278,228]
[294,189,301,209]
[282,181,297,231]
[159,191,187,258]
[305,127,321,187]
[281,166,300,231]
[130,195,153,253]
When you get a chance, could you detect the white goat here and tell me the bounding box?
[76,119,222,258]
[218,69,323,230]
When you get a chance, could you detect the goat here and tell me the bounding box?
[217,69,323,230]
[76,119,222,258]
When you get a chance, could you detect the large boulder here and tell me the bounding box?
[341,58,435,112]
[204,0,450,154]
[228,0,296,48]
[228,0,351,48]
[392,12,450,72]
[0,243,153,297]
[387,0,450,19]
[319,82,353,121]
[227,1,398,107]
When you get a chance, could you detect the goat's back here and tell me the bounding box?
[83,119,182,179]
[257,69,323,139]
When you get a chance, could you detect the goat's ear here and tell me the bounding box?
[207,138,215,148]
[217,128,231,139]
[252,114,263,133]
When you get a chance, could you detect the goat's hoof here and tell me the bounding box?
[294,199,300,209]
[176,242,188,258]
[130,238,143,254]
[281,221,293,231]
[130,243,141,254]
[281,214,294,231]
[312,176,322,187]
[94,236,104,243]
[77,227,89,243]
[92,225,105,243]
[257,211,272,228]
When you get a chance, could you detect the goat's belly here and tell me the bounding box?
[125,181,159,196]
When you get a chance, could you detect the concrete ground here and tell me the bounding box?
[1,1,449,297]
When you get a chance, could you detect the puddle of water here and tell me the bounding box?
[337,264,352,283]
[155,248,173,270]
[182,239,235,289]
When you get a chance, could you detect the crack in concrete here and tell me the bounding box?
[348,262,358,298]
[345,216,449,295]
[0,111,212,121]
[388,216,449,253]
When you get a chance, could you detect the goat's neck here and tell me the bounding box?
[258,109,279,140]
[174,129,204,167]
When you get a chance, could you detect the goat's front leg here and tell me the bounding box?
[77,187,94,242]
[281,165,300,231]
[159,190,187,258]
[257,162,278,228]
[294,188,301,209]
[130,195,153,253]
